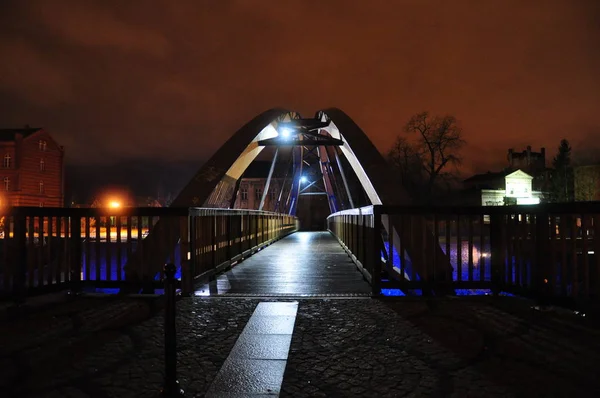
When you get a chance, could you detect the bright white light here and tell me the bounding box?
[300,176,308,184]
[280,127,292,139]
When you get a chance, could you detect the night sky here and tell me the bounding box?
[1,0,599,176]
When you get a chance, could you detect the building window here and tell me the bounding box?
[240,186,248,200]
[39,180,44,194]
[40,159,45,171]
[3,177,9,191]
[255,188,263,200]
[39,140,47,151]
[270,188,277,201]
[3,154,10,168]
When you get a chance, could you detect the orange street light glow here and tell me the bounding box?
[109,201,121,208]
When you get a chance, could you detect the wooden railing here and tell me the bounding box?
[183,208,299,293]
[328,203,600,308]
[0,207,299,302]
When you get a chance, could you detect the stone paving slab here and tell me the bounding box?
[2,295,600,397]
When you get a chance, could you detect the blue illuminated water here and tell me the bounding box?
[1,237,533,297]
[80,241,182,282]
[381,239,528,297]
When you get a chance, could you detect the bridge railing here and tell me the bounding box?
[328,203,600,308]
[183,208,299,293]
[0,207,299,302]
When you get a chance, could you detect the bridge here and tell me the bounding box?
[2,108,600,396]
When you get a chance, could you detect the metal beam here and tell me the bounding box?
[257,138,343,147]
[287,146,303,215]
[333,146,355,209]
[317,145,338,213]
[299,192,328,196]
[259,148,278,211]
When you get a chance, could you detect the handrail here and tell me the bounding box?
[0,206,294,218]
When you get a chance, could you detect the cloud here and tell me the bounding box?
[0,0,599,176]
[32,0,169,57]
[0,38,73,107]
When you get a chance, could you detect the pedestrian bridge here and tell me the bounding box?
[1,108,599,312]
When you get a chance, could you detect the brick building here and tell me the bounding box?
[0,128,65,207]
[233,161,287,211]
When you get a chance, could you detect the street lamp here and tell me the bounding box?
[108,201,121,228]
[300,176,308,184]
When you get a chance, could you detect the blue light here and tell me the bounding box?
[300,176,308,184]
[279,127,292,139]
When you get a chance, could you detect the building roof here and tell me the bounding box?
[505,169,533,179]
[0,127,42,142]
[463,170,508,183]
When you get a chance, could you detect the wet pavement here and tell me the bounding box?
[2,231,600,397]
[3,294,600,397]
[194,232,372,297]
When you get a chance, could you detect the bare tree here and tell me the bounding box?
[574,165,600,201]
[389,111,466,199]
[387,136,424,194]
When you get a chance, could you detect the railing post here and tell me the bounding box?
[161,263,184,397]
[69,215,82,296]
[211,215,216,268]
[12,212,27,306]
[180,216,192,297]
[226,214,232,261]
[372,208,382,297]
[534,213,551,307]
[489,213,504,296]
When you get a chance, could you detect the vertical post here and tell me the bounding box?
[489,213,504,296]
[534,213,551,307]
[69,215,82,296]
[211,214,216,268]
[180,216,192,297]
[372,208,382,297]
[161,263,185,397]
[12,212,27,305]
[226,214,232,261]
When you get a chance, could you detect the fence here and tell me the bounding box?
[0,207,299,302]
[327,203,600,307]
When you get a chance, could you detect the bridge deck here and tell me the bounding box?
[194,231,371,297]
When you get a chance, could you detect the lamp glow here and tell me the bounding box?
[279,127,292,139]
[300,176,308,184]
[109,201,121,208]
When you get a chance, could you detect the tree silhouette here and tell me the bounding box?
[388,111,465,201]
[550,139,574,202]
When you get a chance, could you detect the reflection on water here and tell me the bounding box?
[382,237,531,296]
[383,239,492,282]
[79,241,182,294]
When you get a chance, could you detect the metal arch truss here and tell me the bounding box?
[162,107,451,287]
[170,107,413,213]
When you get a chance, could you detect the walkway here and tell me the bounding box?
[4,295,600,397]
[194,231,372,297]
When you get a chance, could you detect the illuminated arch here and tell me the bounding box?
[126,108,450,290]
[172,108,299,207]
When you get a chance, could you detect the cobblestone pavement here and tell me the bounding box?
[280,299,513,398]
[384,297,600,397]
[1,295,599,397]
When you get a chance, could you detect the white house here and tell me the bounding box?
[481,170,543,206]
